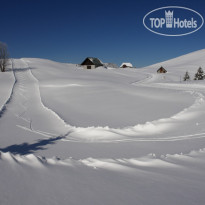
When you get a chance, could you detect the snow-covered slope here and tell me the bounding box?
[25,58,193,129]
[1,149,205,205]
[0,60,15,117]
[143,49,205,82]
[147,49,205,70]
[0,49,205,205]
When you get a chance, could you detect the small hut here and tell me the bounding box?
[81,57,103,69]
[120,63,133,68]
[157,66,167,73]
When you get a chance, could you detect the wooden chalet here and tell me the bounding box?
[81,57,103,69]
[157,66,167,73]
[120,63,133,68]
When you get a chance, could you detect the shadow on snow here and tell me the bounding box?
[0,136,64,155]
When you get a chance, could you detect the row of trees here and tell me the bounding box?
[0,42,9,72]
[184,67,204,81]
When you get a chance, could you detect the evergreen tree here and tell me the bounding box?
[194,67,204,80]
[183,71,190,81]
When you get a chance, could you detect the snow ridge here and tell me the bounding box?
[62,90,205,142]
[1,147,205,170]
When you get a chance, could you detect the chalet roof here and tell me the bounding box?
[157,66,166,70]
[157,66,167,73]
[120,62,133,68]
[81,57,103,66]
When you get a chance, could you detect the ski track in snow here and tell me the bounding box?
[61,88,205,143]
[1,58,205,157]
[1,52,205,205]
[0,59,17,118]
[0,59,70,142]
[6,58,204,145]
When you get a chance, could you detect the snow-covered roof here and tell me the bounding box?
[104,63,119,68]
[88,57,103,65]
[120,62,133,68]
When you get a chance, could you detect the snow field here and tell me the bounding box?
[0,148,205,205]
[1,49,205,204]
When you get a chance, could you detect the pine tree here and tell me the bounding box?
[194,67,204,80]
[183,71,190,81]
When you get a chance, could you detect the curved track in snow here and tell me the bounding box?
[0,59,70,149]
[0,59,16,118]
[1,52,205,205]
[1,58,205,158]
[19,60,205,144]
[60,76,205,143]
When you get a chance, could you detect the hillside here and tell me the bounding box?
[142,49,205,82]
[0,49,205,205]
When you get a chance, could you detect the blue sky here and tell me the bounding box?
[0,0,204,67]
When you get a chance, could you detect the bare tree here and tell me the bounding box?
[0,42,9,72]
